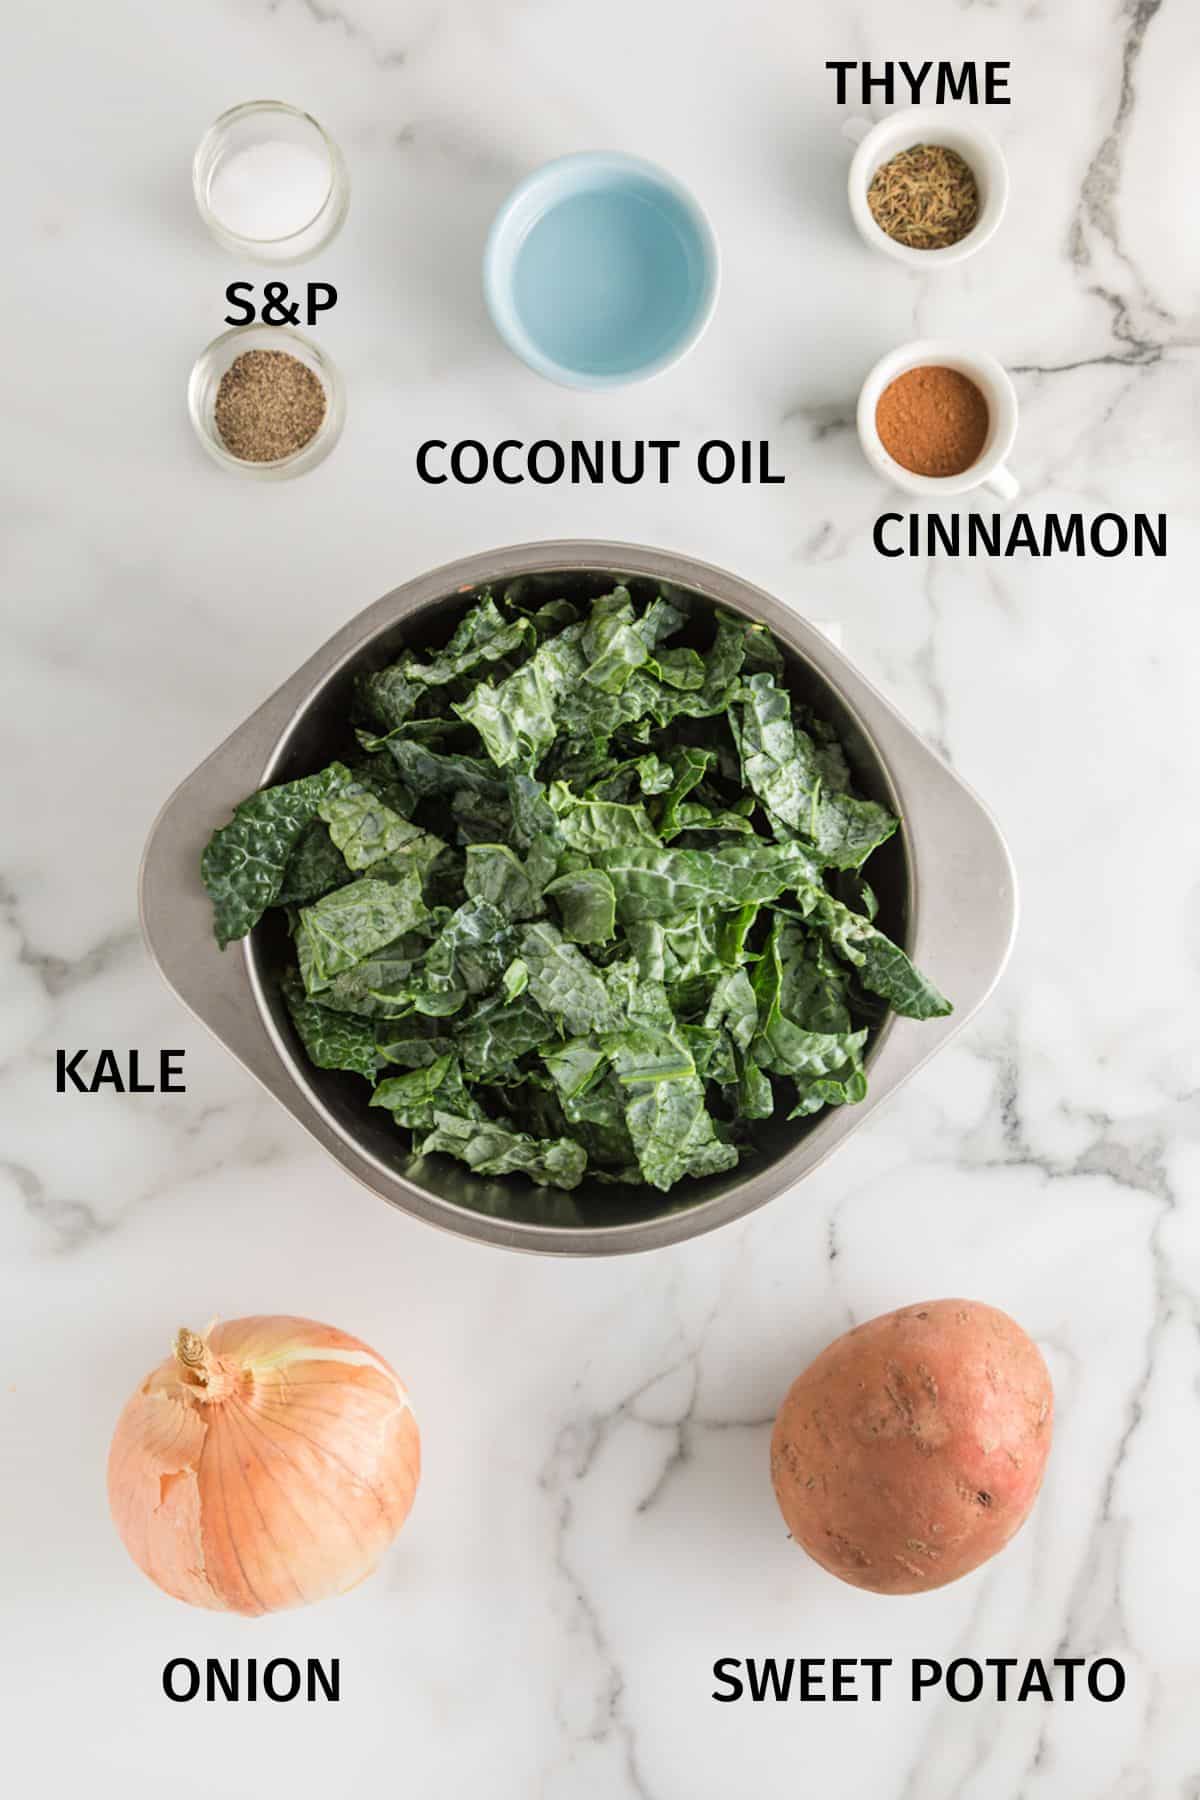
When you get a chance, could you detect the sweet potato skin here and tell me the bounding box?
[770,1299,1053,1595]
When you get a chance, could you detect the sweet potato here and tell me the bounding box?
[770,1298,1052,1595]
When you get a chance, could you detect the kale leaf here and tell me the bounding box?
[414,1111,586,1190]
[281,969,381,1080]
[201,580,951,1200]
[605,1024,738,1191]
[296,871,428,993]
[202,762,351,947]
[731,673,898,869]
[371,1054,482,1130]
[544,867,618,945]
[318,782,428,872]
[276,821,350,908]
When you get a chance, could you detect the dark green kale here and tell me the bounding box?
[370,1054,482,1130]
[201,582,951,1196]
[413,1111,587,1189]
[276,822,350,908]
[281,970,382,1080]
[730,672,897,869]
[296,871,428,993]
[201,762,352,947]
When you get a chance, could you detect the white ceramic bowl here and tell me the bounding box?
[857,339,1019,501]
[845,107,1008,269]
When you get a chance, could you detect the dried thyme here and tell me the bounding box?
[214,348,327,463]
[867,144,979,251]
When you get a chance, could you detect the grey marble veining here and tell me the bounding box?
[3,1,1199,1796]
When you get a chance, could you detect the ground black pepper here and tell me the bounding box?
[214,348,326,463]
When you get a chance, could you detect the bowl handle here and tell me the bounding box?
[842,114,875,147]
[985,463,1020,504]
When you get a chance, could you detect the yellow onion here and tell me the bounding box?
[107,1315,420,1615]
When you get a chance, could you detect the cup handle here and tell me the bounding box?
[842,115,874,147]
[986,463,1020,503]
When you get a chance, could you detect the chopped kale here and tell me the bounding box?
[201,583,949,1194]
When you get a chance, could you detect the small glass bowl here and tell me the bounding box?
[187,324,346,480]
[193,101,350,264]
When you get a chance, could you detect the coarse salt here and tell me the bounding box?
[208,138,332,242]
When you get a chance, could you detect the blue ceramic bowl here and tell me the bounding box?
[484,152,719,389]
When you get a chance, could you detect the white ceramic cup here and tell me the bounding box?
[857,339,1020,501]
[844,107,1008,269]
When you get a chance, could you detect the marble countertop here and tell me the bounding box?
[5,1,1198,1796]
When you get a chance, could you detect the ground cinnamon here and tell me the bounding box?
[875,365,989,478]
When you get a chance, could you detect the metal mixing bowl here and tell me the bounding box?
[141,542,1016,1255]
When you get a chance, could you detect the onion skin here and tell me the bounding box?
[107,1316,420,1615]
